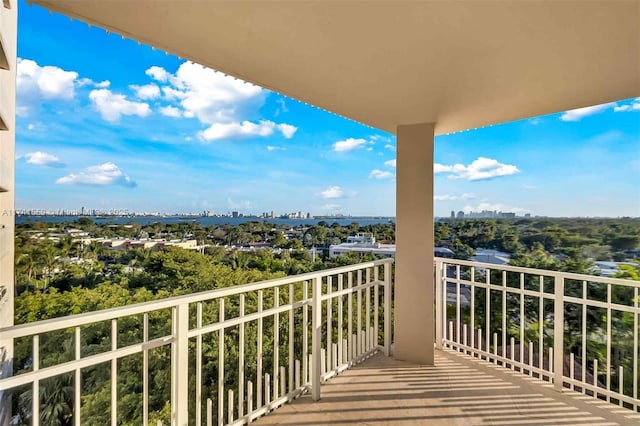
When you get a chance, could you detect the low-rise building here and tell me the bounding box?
[472,248,511,265]
[329,233,396,258]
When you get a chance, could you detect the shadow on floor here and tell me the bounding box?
[254,349,639,425]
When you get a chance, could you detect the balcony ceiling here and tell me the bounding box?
[32,1,640,135]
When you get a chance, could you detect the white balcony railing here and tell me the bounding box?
[435,257,640,413]
[2,256,639,425]
[0,259,393,425]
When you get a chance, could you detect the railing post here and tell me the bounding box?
[384,261,392,357]
[311,276,322,401]
[173,303,190,425]
[435,259,443,350]
[553,275,564,392]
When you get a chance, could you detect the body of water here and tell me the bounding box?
[16,215,395,227]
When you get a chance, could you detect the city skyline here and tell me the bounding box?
[15,206,626,220]
[14,0,640,218]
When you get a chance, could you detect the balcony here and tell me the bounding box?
[1,258,639,425]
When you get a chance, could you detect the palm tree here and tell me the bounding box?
[16,252,37,287]
[37,244,59,290]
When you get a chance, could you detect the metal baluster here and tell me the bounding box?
[32,335,40,424]
[302,282,309,385]
[366,268,371,351]
[273,287,280,400]
[74,327,81,426]
[288,285,294,396]
[338,274,344,365]
[327,276,333,371]
[312,276,322,401]
[347,272,354,361]
[374,267,379,349]
[383,263,391,357]
[143,313,149,425]
[111,319,118,426]
[196,303,203,425]
[218,299,225,426]
[257,290,263,408]
[357,270,362,357]
[239,294,245,418]
[606,283,611,402]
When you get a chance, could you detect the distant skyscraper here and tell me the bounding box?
[450,210,455,219]
[232,211,239,218]
[457,210,464,219]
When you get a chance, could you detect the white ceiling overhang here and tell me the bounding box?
[30,0,640,135]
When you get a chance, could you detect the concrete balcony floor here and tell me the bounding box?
[255,349,639,426]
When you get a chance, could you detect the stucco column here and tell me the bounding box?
[394,122,435,365]
[0,1,17,424]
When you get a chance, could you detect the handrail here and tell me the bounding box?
[0,258,394,339]
[434,256,636,287]
[435,257,640,413]
[0,259,394,425]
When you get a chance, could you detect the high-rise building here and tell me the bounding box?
[0,1,17,422]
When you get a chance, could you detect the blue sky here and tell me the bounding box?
[14,1,640,217]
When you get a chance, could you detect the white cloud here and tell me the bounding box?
[165,61,264,123]
[434,157,519,181]
[146,66,170,82]
[529,117,542,125]
[130,83,161,100]
[384,144,395,151]
[434,163,452,173]
[613,98,640,112]
[333,138,367,152]
[198,120,297,142]
[278,123,298,138]
[320,186,344,199]
[369,169,395,179]
[434,193,476,201]
[17,58,78,115]
[162,86,185,101]
[384,159,396,168]
[434,195,457,201]
[77,78,110,89]
[560,102,616,121]
[371,135,393,143]
[23,151,64,167]
[159,105,182,118]
[267,145,286,151]
[89,89,152,122]
[56,162,136,187]
[147,62,296,140]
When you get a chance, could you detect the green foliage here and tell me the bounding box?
[11,217,640,423]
